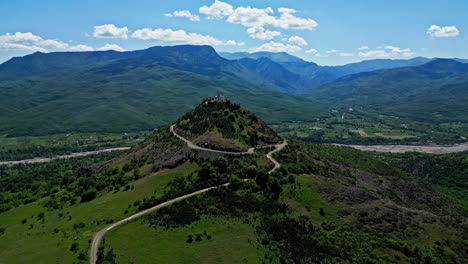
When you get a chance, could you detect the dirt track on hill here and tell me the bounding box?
[90,125,287,264]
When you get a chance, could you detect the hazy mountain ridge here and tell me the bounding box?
[0,45,327,136]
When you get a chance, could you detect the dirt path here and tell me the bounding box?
[89,183,229,264]
[267,141,288,173]
[334,142,468,154]
[90,126,287,264]
[0,147,131,166]
[170,125,254,154]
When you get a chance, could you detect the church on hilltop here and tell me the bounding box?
[214,93,225,102]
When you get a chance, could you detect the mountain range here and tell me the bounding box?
[0,45,466,136]
[0,46,326,136]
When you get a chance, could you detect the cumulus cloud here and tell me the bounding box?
[358,46,369,50]
[384,45,411,53]
[199,1,318,30]
[225,40,245,46]
[227,5,317,30]
[97,44,126,52]
[326,49,338,53]
[287,36,307,46]
[358,50,390,58]
[305,48,318,53]
[166,10,200,21]
[132,28,224,46]
[278,8,296,14]
[0,32,68,52]
[199,0,234,19]
[69,44,94,51]
[427,25,459,38]
[339,53,353,57]
[254,41,302,53]
[246,26,281,40]
[93,24,129,39]
[315,54,328,58]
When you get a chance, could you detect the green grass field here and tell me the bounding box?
[276,109,467,144]
[106,216,261,264]
[0,163,197,264]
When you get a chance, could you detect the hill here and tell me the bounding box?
[0,100,466,263]
[173,99,282,151]
[1,135,466,263]
[0,49,146,82]
[308,59,468,122]
[0,45,327,136]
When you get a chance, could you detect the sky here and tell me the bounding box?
[0,0,466,65]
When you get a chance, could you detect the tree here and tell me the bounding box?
[256,169,269,189]
[80,188,97,203]
[198,163,213,181]
[269,179,283,199]
[70,242,78,252]
[229,175,243,191]
[319,208,325,216]
[245,165,258,179]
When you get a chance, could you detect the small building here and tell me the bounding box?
[214,93,225,102]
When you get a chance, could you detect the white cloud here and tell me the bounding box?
[278,8,296,14]
[0,42,47,52]
[199,0,234,19]
[315,54,328,58]
[305,48,317,53]
[358,50,390,58]
[0,32,69,52]
[254,41,302,53]
[131,28,223,46]
[200,1,318,30]
[384,45,410,53]
[427,25,459,38]
[358,46,369,50]
[166,10,200,21]
[98,44,126,52]
[93,24,129,39]
[339,53,353,57]
[246,26,281,40]
[69,44,94,51]
[357,46,415,58]
[326,49,338,53]
[287,36,307,46]
[226,5,318,30]
[40,39,68,49]
[225,40,245,46]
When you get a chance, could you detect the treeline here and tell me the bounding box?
[0,151,126,212]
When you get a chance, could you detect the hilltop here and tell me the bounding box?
[97,98,282,171]
[174,98,282,152]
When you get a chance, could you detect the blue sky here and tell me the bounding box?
[0,0,466,65]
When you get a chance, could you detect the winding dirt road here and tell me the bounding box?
[89,125,287,264]
[89,183,229,264]
[0,147,131,166]
[170,125,255,154]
